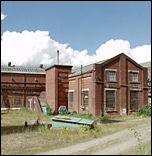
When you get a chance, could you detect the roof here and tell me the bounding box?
[68,59,107,77]
[68,53,147,78]
[1,66,46,75]
[45,64,73,71]
[140,61,151,68]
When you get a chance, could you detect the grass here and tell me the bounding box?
[1,108,151,155]
[122,141,151,155]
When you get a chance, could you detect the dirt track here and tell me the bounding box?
[35,118,151,155]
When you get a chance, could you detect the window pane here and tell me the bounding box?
[68,92,74,108]
[130,91,138,110]
[82,90,89,110]
[106,71,116,82]
[129,72,138,82]
[2,97,9,105]
[106,90,116,111]
[13,86,22,93]
[14,97,21,105]
[1,86,8,93]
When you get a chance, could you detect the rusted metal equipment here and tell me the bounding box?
[51,115,94,128]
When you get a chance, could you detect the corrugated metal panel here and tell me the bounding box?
[1,66,46,75]
[69,59,107,77]
[140,61,151,67]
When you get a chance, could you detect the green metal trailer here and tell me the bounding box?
[51,115,94,128]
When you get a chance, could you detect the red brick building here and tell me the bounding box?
[2,53,149,116]
[1,63,45,109]
[45,65,72,113]
[140,61,151,105]
[67,53,148,116]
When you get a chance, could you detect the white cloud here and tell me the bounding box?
[1,13,7,20]
[1,30,151,68]
[130,45,151,63]
[96,39,131,61]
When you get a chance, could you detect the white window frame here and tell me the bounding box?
[128,70,139,83]
[82,89,89,110]
[105,88,116,112]
[106,69,117,82]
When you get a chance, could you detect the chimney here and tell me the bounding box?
[57,50,59,65]
[40,64,43,68]
[8,62,11,67]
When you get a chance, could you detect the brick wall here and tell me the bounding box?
[68,54,148,116]
[1,73,45,108]
[46,65,72,114]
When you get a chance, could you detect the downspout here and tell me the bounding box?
[81,65,83,110]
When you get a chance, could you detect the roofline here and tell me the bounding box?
[98,53,144,69]
[1,65,45,69]
[1,71,46,75]
[45,64,73,71]
[1,66,46,75]
[68,53,145,78]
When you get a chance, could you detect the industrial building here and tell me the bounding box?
[1,53,151,116]
[46,53,149,116]
[1,63,45,109]
[140,61,151,104]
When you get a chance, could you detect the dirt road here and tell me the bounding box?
[35,118,151,155]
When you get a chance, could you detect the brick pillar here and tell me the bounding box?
[46,65,72,114]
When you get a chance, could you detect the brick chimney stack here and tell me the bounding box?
[8,62,11,67]
[40,64,43,68]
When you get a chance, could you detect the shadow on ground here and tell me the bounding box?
[1,124,52,136]
[101,119,123,124]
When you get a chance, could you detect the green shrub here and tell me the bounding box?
[71,111,77,114]
[137,105,151,117]
[81,125,91,132]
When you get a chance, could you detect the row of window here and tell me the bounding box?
[68,90,138,111]
[1,96,22,105]
[106,70,139,83]
[1,86,45,93]
[68,90,89,110]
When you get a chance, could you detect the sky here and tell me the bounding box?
[1,1,151,68]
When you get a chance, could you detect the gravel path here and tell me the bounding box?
[35,118,151,155]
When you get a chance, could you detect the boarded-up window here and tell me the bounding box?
[130,91,138,110]
[68,91,74,108]
[106,71,116,82]
[14,96,21,105]
[106,90,116,111]
[129,72,138,82]
[82,90,89,110]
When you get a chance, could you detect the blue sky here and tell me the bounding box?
[1,1,151,67]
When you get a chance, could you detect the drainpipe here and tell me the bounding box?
[81,65,83,109]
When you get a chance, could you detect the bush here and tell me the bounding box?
[137,105,151,117]
[71,111,77,114]
[81,125,91,132]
